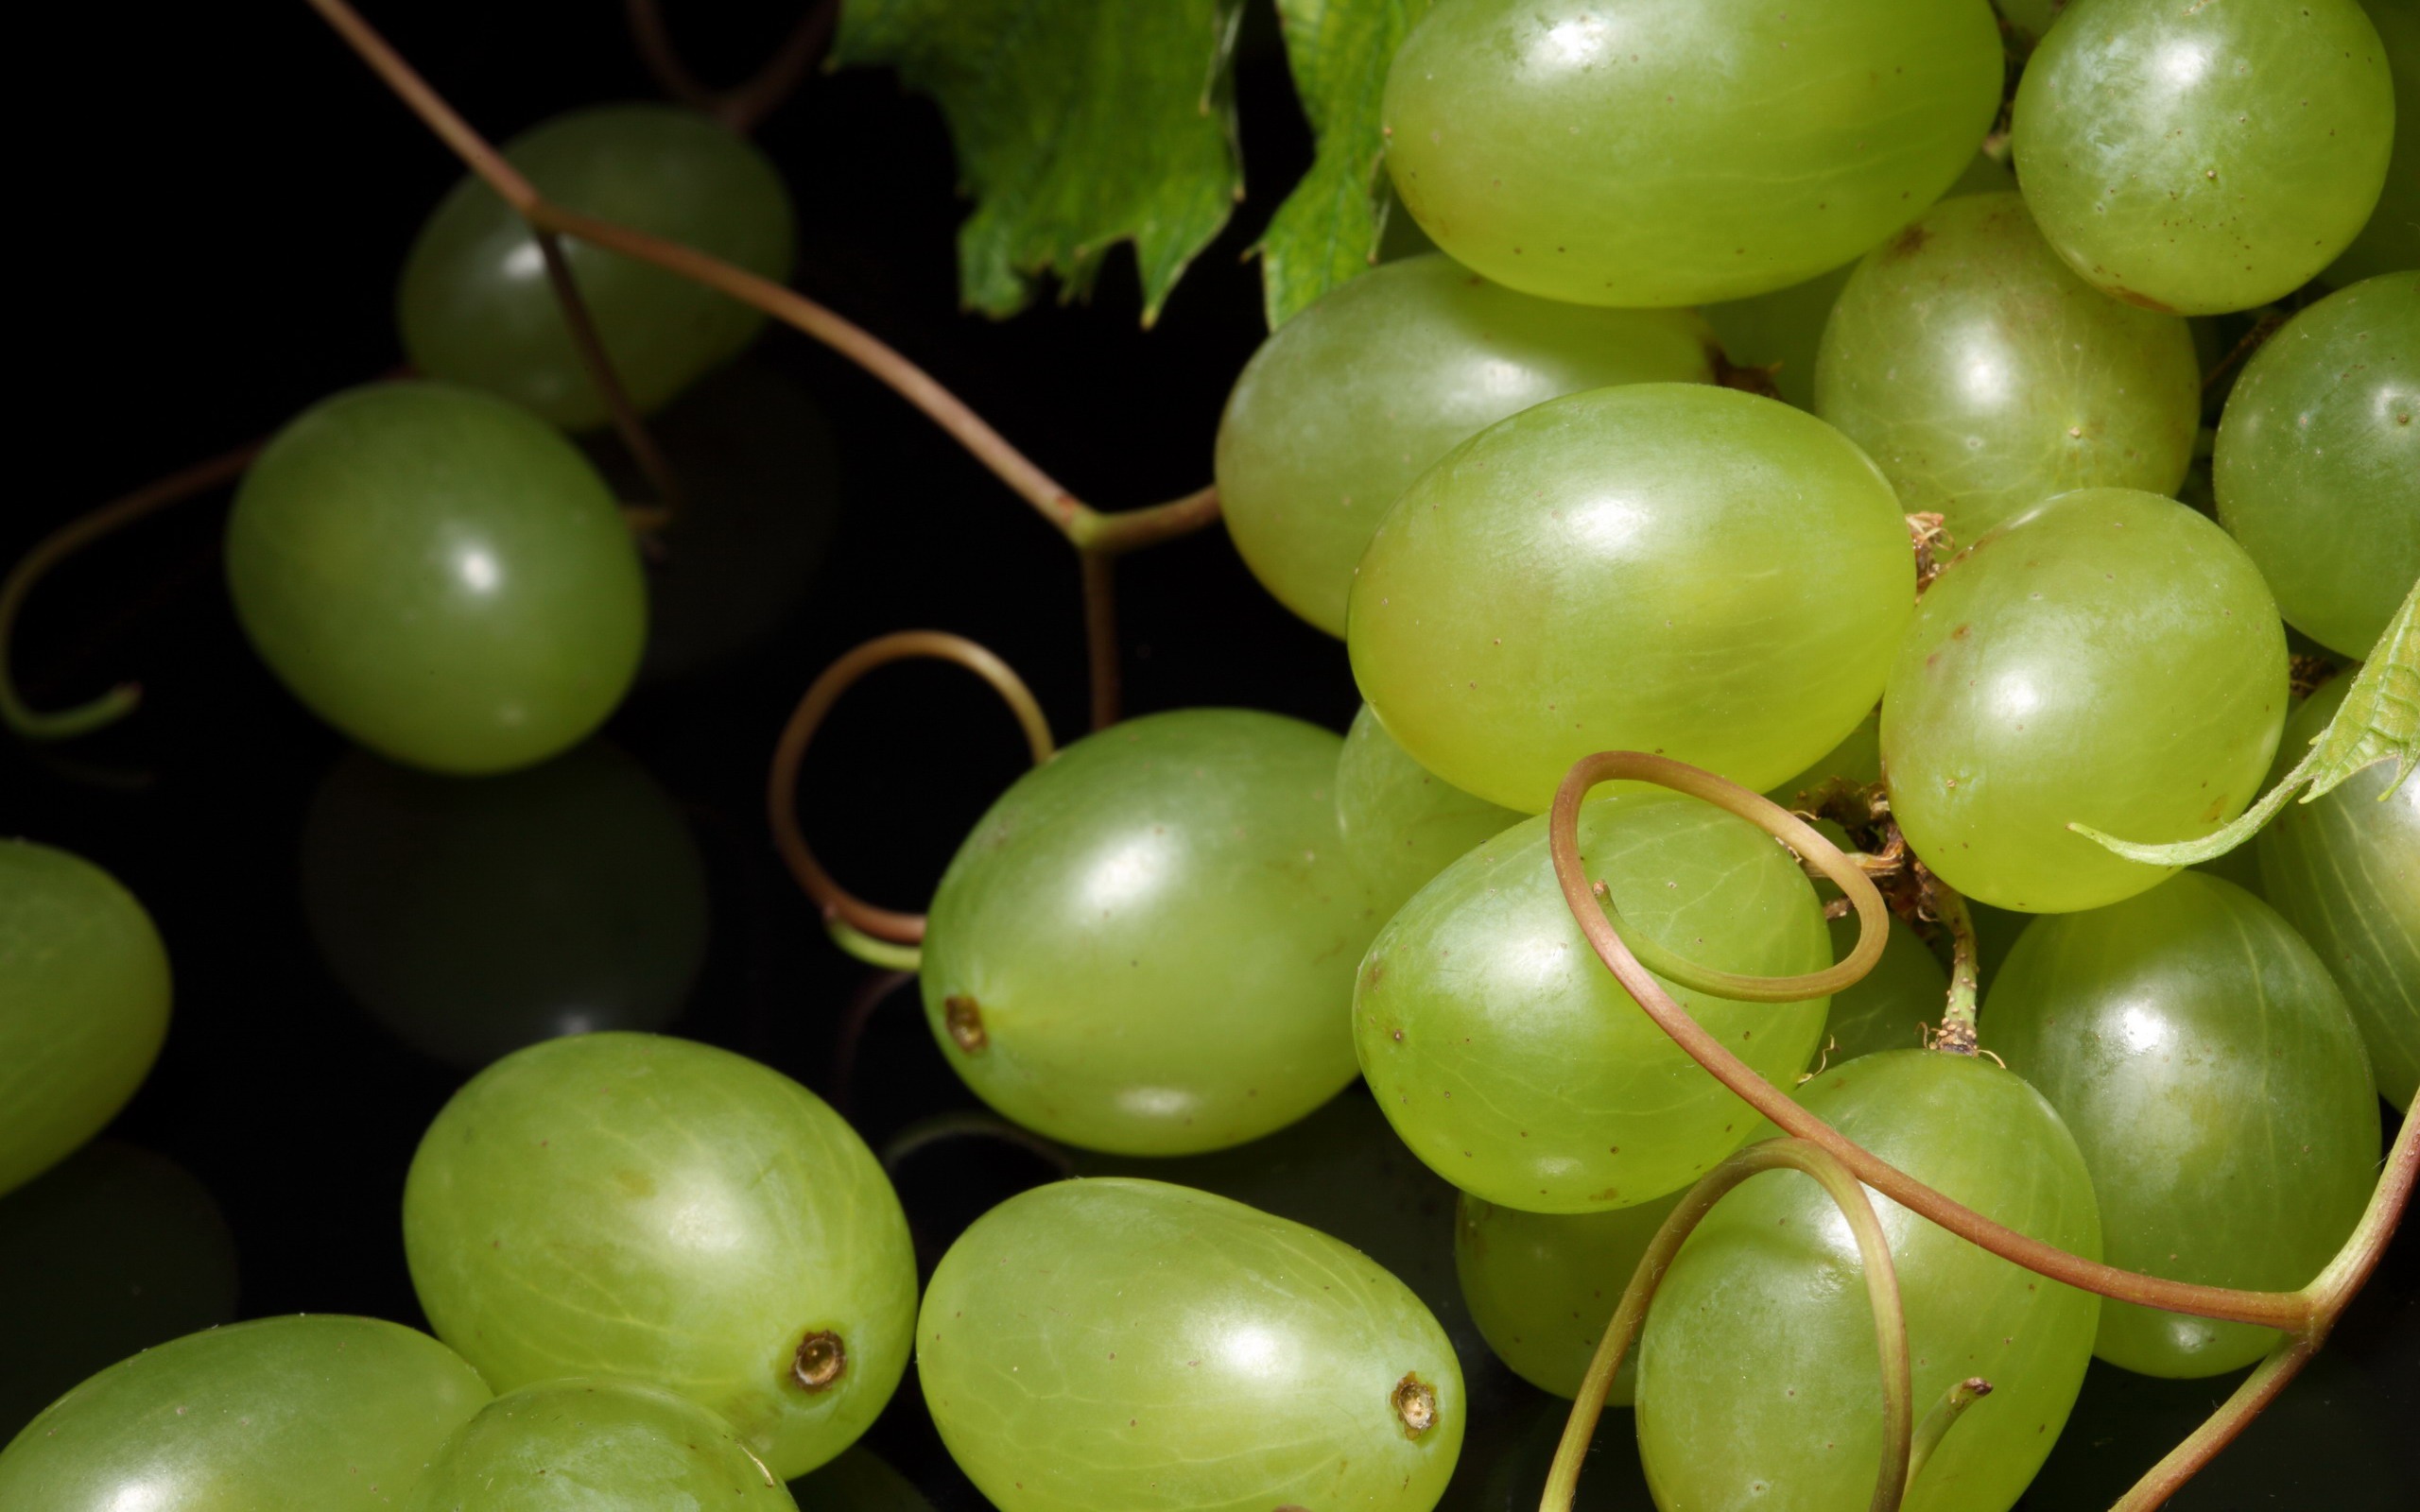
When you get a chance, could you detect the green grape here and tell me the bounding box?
[1997,0,2076,48]
[404,1379,799,1511]
[917,1177,1464,1512]
[301,741,708,1067]
[1881,488,2288,913]
[1357,789,1829,1213]
[1966,901,2034,999]
[1337,702,1523,924]
[1764,707,1882,807]
[2324,0,2420,286]
[0,1314,490,1508]
[0,841,170,1198]
[1351,385,1915,812]
[2258,673,2420,1110]
[400,104,796,431]
[1984,871,2379,1377]
[1382,0,2003,307]
[1819,914,1950,1065]
[1219,255,1718,638]
[1453,1189,1683,1401]
[1636,1051,2102,1512]
[2213,273,2420,660]
[789,1446,933,1512]
[2011,0,2396,315]
[921,709,1379,1156]
[226,382,647,775]
[1816,192,2202,544]
[403,1032,917,1479]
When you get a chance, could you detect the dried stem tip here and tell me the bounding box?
[944,995,988,1053]
[1392,1373,1439,1437]
[793,1330,847,1391]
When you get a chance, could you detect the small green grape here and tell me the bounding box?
[403,1032,917,1480]
[788,1446,932,1512]
[2324,0,2420,286]
[1763,708,1882,808]
[404,1379,799,1511]
[226,382,647,775]
[0,841,170,1198]
[1882,489,2288,913]
[1819,915,1950,1065]
[2012,0,2396,314]
[918,1177,1464,1512]
[1453,1189,1682,1401]
[1351,385,1915,813]
[1337,703,1523,925]
[1217,255,1717,637]
[400,104,796,430]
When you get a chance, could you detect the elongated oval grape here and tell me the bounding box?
[2214,273,2420,660]
[0,841,170,1198]
[1357,789,1829,1212]
[400,104,795,430]
[1218,255,1716,637]
[1985,872,2378,1377]
[1352,385,1915,812]
[1454,1189,1682,1401]
[1820,914,1950,1065]
[1636,1052,2102,1512]
[227,382,647,775]
[2259,673,2420,1110]
[405,1379,798,1511]
[1882,489,2288,913]
[1337,702,1522,924]
[2325,0,2420,286]
[403,1032,917,1479]
[921,709,1378,1155]
[1817,193,2201,543]
[0,1315,490,1508]
[2012,0,2396,314]
[918,1177,1464,1512]
[1382,0,2002,306]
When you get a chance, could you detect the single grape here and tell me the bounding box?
[226,381,647,775]
[1357,789,1830,1213]
[2324,0,2420,286]
[1763,708,1882,808]
[788,1446,933,1512]
[399,103,796,431]
[0,1315,490,1508]
[1351,385,1915,812]
[1337,702,1523,924]
[1964,901,2035,1000]
[1816,192,2202,544]
[0,840,170,1198]
[2012,0,2396,314]
[2213,272,2419,660]
[2258,673,2420,1110]
[1819,914,1950,1065]
[920,709,1379,1155]
[1382,0,2002,306]
[1882,488,2288,913]
[1997,0,2076,48]
[404,1379,799,1511]
[1985,871,2378,1377]
[1454,1189,1683,1402]
[917,1177,1464,1512]
[1636,1051,2102,1512]
[403,1032,917,1479]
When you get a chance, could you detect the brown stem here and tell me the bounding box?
[2107,1341,2315,1512]
[623,0,718,113]
[2203,312,2287,395]
[533,230,683,518]
[1080,553,1120,731]
[625,0,838,135]
[1924,868,1979,1054]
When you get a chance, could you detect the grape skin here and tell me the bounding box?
[1454,1189,1684,1402]
[1817,915,1950,1066]
[1336,702,1523,927]
[2323,0,2420,286]
[404,1379,800,1511]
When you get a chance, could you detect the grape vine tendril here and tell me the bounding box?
[530,226,683,523]
[624,0,838,137]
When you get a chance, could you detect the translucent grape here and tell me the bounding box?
[2012,0,2396,314]
[1351,385,1915,812]
[404,1379,799,1511]
[0,841,170,1197]
[400,104,796,431]
[1816,192,2201,544]
[1985,872,2378,1377]
[1356,789,1829,1212]
[2324,0,2420,286]
[1882,489,2288,913]
[917,1177,1463,1512]
[2213,272,2419,660]
[403,1032,916,1479]
[1818,915,1949,1065]
[1636,1052,2101,1512]
[1453,1189,1683,1401]
[226,382,647,775]
[1336,702,1522,925]
[1382,0,2003,306]
[920,709,1379,1155]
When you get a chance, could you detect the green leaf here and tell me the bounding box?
[834,0,1246,323]
[2069,576,2419,866]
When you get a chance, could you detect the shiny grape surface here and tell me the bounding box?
[1351,385,1914,812]
[2012,0,2396,314]
[226,382,647,775]
[1455,1189,1682,1401]
[1216,255,1717,636]
[0,1314,491,1509]
[403,1032,917,1480]
[920,709,1377,1155]
[1337,703,1522,925]
[917,1177,1464,1512]
[1636,1052,2102,1512]
[1882,489,2288,913]
[1382,0,2002,306]
[1818,915,1949,1065]
[1816,192,2201,544]
[1357,789,1829,1212]
[0,841,170,1198]
[2214,272,2420,660]
[400,104,796,431]
[1763,708,1882,807]
[404,1379,801,1511]
[2325,0,2420,285]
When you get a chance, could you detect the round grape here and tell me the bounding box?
[404,1379,799,1511]
[1336,703,1522,925]
[1454,1189,1683,1401]
[1818,914,1951,1066]
[2324,0,2420,286]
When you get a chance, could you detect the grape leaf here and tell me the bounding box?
[2070,576,2419,866]
[833,0,1246,323]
